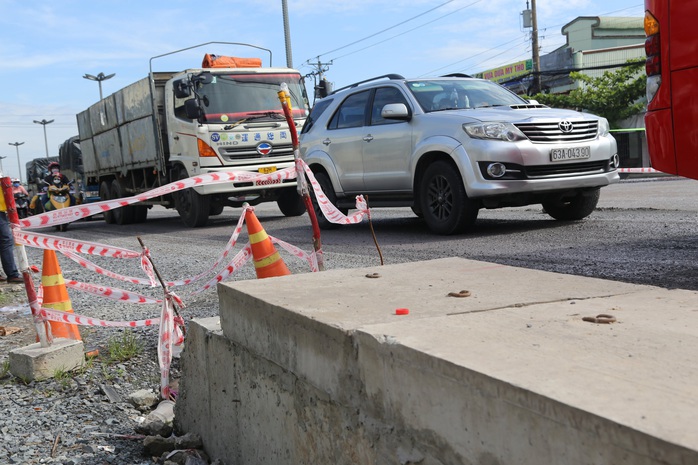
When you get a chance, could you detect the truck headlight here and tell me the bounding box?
[463,122,526,142]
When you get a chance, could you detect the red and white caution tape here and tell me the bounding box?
[13,229,140,258]
[40,307,160,327]
[189,244,253,294]
[271,236,319,272]
[300,160,368,224]
[17,161,380,401]
[19,168,297,229]
[158,294,177,399]
[618,167,660,174]
[66,280,162,304]
[60,249,155,285]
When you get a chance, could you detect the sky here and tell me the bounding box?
[0,0,644,182]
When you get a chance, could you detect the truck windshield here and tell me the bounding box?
[196,73,308,124]
[407,79,527,112]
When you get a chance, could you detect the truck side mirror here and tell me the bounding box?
[184,98,204,120]
[191,72,214,86]
[173,79,191,99]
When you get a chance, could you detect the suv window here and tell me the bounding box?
[328,90,370,130]
[370,87,410,125]
[301,98,333,134]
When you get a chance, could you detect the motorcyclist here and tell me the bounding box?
[40,162,75,209]
[11,179,29,197]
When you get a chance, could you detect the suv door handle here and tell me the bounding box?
[363,134,374,142]
[323,138,331,146]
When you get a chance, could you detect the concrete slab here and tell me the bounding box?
[9,338,84,381]
[179,257,698,465]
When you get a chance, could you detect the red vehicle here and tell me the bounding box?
[644,0,698,180]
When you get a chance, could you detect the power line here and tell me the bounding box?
[422,35,527,76]
[330,0,483,63]
[308,0,456,63]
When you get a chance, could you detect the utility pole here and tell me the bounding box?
[308,57,333,99]
[281,0,293,68]
[530,0,541,95]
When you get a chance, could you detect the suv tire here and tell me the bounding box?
[277,187,306,217]
[420,160,478,235]
[310,171,346,230]
[542,187,600,221]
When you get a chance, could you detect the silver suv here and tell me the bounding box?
[300,74,619,234]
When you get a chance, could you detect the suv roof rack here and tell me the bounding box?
[331,74,405,95]
[441,73,472,78]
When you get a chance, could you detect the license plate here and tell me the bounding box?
[550,146,590,162]
[258,166,277,174]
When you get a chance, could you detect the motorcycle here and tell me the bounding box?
[14,193,29,219]
[44,177,75,232]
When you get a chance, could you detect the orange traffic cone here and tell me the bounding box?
[41,249,81,340]
[245,209,291,279]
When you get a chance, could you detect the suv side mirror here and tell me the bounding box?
[381,103,411,121]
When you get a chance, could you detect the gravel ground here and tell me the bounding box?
[0,241,224,465]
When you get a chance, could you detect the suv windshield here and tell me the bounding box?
[406,79,527,112]
[192,73,309,123]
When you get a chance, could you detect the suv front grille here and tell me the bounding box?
[525,160,609,177]
[219,143,294,160]
[515,120,598,143]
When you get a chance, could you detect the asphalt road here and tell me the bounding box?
[29,175,698,294]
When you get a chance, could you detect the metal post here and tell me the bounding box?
[531,0,541,94]
[83,72,115,100]
[32,119,54,159]
[8,142,24,183]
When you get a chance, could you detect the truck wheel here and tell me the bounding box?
[310,172,345,230]
[175,168,210,227]
[100,181,115,224]
[133,206,148,223]
[277,187,306,217]
[542,188,600,221]
[419,160,478,235]
[111,180,134,225]
[209,204,224,216]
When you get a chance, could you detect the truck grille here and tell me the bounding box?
[515,120,599,143]
[219,143,294,161]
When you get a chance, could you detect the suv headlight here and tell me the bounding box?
[462,122,527,142]
[597,118,610,137]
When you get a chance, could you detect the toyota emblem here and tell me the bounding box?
[558,120,574,133]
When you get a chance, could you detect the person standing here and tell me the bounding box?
[0,179,23,283]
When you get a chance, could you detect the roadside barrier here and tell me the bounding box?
[40,249,81,341]
[10,161,369,398]
[618,167,660,174]
[245,208,291,279]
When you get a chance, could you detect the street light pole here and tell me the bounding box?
[32,119,54,159]
[83,72,115,100]
[8,142,24,183]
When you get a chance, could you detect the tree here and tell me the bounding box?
[532,59,646,128]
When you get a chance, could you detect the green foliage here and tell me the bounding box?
[532,59,646,128]
[106,329,142,363]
